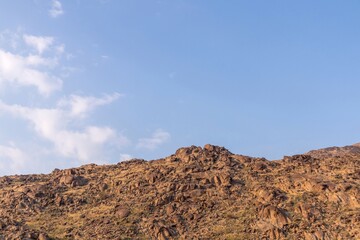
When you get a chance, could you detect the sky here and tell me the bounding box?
[1,0,360,176]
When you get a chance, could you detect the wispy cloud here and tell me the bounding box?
[0,144,28,174]
[0,49,62,96]
[0,30,21,50]
[23,35,54,54]
[0,33,68,96]
[119,154,132,161]
[0,28,171,176]
[57,93,123,118]
[0,30,129,169]
[49,0,64,18]
[137,129,170,150]
[0,97,129,163]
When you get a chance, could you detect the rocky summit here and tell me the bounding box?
[0,144,359,240]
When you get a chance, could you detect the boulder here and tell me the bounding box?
[115,206,130,218]
[258,205,291,228]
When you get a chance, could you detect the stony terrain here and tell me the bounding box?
[0,144,359,240]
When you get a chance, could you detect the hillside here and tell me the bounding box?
[0,144,359,239]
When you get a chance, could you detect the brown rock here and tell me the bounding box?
[60,175,74,185]
[212,176,222,186]
[38,233,49,240]
[0,144,358,239]
[116,207,130,218]
[165,204,175,215]
[55,195,63,206]
[259,205,291,228]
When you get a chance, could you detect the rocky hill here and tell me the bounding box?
[0,144,359,239]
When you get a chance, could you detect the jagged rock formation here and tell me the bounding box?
[0,144,359,239]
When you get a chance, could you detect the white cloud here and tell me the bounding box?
[137,129,170,150]
[0,30,21,50]
[0,29,141,175]
[0,33,64,96]
[49,0,64,18]
[57,93,122,118]
[0,30,131,172]
[56,44,65,55]
[52,126,117,162]
[119,154,132,161]
[23,35,54,54]
[0,49,62,96]
[0,144,28,174]
[0,143,70,176]
[0,96,129,163]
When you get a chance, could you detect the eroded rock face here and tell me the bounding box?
[258,205,291,228]
[0,144,359,239]
[59,171,88,187]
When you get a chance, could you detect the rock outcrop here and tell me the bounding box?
[0,144,359,239]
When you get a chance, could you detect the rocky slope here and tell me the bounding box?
[0,144,359,239]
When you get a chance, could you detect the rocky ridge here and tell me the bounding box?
[0,144,359,239]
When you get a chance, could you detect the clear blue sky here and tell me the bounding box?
[1,0,360,175]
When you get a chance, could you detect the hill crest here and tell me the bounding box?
[0,144,359,239]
